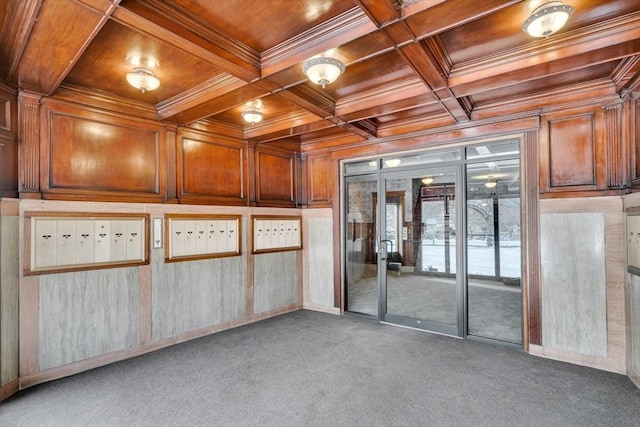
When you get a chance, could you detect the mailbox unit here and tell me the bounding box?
[252,215,302,253]
[165,214,242,262]
[26,212,149,275]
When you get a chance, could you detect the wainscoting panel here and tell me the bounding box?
[0,207,19,390]
[38,267,139,371]
[540,212,607,358]
[151,253,246,340]
[305,214,334,308]
[254,251,298,314]
[631,275,640,376]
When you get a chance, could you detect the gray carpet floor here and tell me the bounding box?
[1,310,640,426]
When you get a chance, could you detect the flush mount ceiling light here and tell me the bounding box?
[522,1,574,38]
[421,176,434,185]
[242,101,263,125]
[302,57,345,88]
[384,159,401,167]
[126,67,160,93]
[485,176,498,188]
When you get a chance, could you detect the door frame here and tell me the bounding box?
[378,165,465,337]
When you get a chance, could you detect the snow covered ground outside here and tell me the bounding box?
[421,240,521,278]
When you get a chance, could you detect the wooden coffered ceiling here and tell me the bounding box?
[2,0,640,146]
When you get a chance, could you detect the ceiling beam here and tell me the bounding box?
[112,4,260,82]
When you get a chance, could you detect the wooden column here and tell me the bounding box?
[524,128,540,347]
[164,123,178,203]
[603,102,627,189]
[18,90,42,198]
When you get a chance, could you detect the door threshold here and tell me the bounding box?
[381,321,462,339]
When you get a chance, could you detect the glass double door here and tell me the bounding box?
[345,161,522,344]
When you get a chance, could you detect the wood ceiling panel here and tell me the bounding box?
[15,0,117,94]
[452,39,640,98]
[4,0,640,145]
[211,95,309,128]
[170,0,357,52]
[470,62,619,105]
[65,20,225,104]
[328,50,417,99]
[441,0,640,66]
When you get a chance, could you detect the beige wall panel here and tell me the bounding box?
[39,268,139,371]
[631,275,640,376]
[254,252,298,314]
[304,214,334,308]
[0,210,19,386]
[151,252,246,340]
[541,212,607,358]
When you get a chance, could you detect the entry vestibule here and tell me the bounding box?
[344,138,523,345]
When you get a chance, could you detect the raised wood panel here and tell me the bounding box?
[307,154,331,206]
[0,84,17,197]
[177,134,246,204]
[47,114,158,193]
[540,107,602,193]
[255,149,296,207]
[40,101,167,202]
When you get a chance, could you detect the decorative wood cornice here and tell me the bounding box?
[348,118,378,138]
[616,55,640,94]
[178,120,246,144]
[261,8,377,77]
[156,74,247,120]
[472,80,618,120]
[53,84,159,121]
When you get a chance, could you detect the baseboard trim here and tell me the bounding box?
[303,302,340,315]
[0,377,19,401]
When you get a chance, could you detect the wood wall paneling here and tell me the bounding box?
[0,84,17,197]
[177,132,246,204]
[548,113,597,189]
[48,114,159,193]
[307,153,331,206]
[39,101,168,202]
[255,147,296,207]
